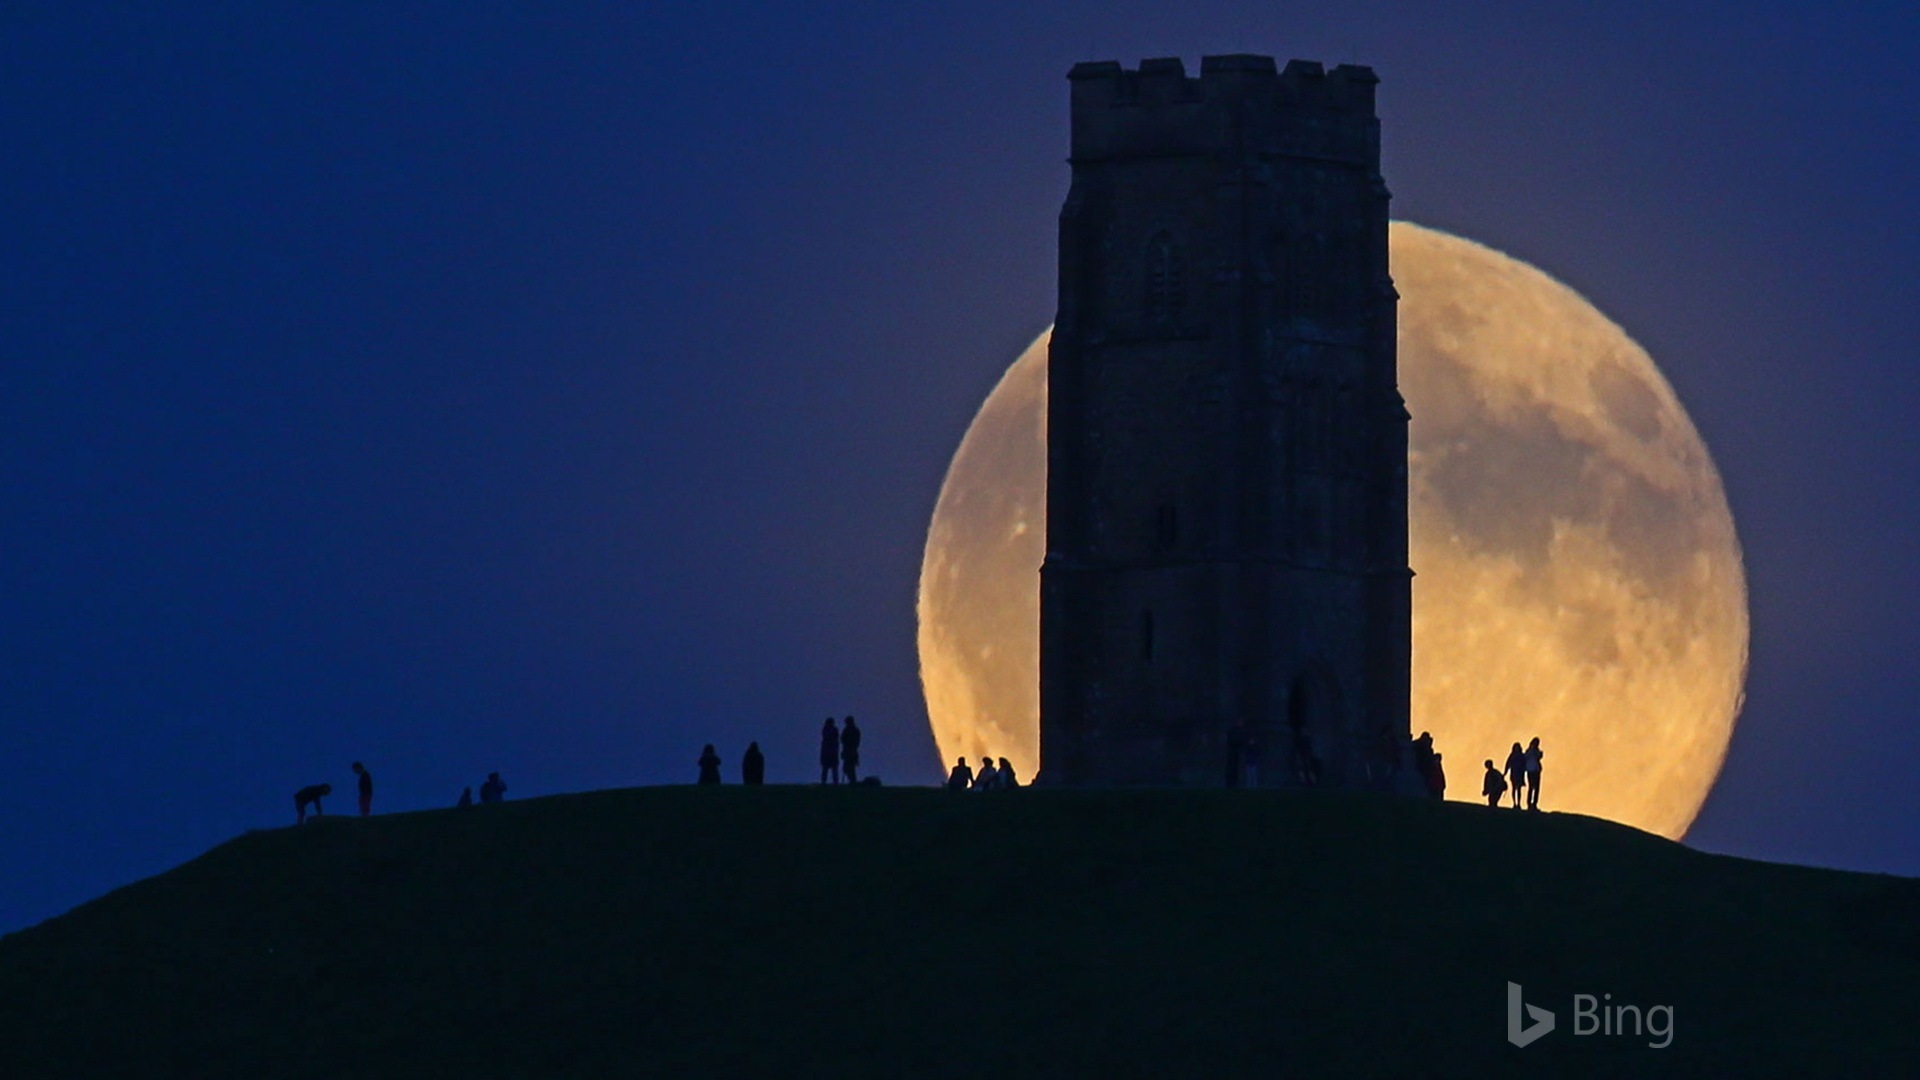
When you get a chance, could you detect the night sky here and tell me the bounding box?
[4,3,1918,934]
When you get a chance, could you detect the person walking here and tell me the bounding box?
[1481,759,1506,807]
[819,718,841,785]
[1523,737,1545,811]
[742,741,765,785]
[1504,742,1528,809]
[697,744,722,785]
[352,761,374,817]
[840,716,862,784]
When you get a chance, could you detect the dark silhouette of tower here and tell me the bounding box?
[1039,55,1412,790]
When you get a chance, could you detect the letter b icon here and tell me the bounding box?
[1507,983,1556,1048]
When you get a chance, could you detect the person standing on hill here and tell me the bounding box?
[742,741,765,785]
[840,716,862,784]
[480,772,507,804]
[457,786,473,808]
[819,717,841,785]
[294,783,331,824]
[1411,732,1442,799]
[352,761,374,817]
[996,757,1018,789]
[1524,737,1545,811]
[1481,759,1506,807]
[697,744,722,785]
[1504,742,1528,809]
[946,758,973,791]
[1430,753,1446,800]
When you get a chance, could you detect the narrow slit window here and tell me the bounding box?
[1145,232,1186,325]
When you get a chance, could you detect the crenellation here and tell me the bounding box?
[1281,58,1326,82]
[1200,53,1278,75]
[1071,56,1377,110]
[1067,54,1380,165]
[1136,56,1187,81]
[1067,60,1124,81]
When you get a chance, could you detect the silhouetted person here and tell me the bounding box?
[819,718,840,785]
[973,757,1000,791]
[457,786,473,808]
[480,772,507,804]
[1225,720,1248,787]
[294,783,331,824]
[352,761,373,817]
[1411,731,1435,786]
[742,741,765,785]
[840,715,862,783]
[1411,730,1435,761]
[1431,753,1446,800]
[1482,759,1506,807]
[1504,742,1528,808]
[1524,737,1544,811]
[946,757,973,791]
[698,744,722,785]
[997,757,1018,789]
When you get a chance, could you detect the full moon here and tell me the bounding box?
[917,222,1748,839]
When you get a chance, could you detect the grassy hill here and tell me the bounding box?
[1,786,1915,1077]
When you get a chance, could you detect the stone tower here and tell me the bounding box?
[1039,55,1411,790]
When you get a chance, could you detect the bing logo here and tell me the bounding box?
[1506,982,1674,1049]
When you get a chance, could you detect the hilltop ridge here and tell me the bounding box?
[1,786,1913,1077]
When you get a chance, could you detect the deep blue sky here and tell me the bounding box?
[4,3,1917,933]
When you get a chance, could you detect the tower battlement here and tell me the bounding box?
[1068,55,1377,108]
[1067,55,1380,163]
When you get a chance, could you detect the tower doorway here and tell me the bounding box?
[1285,667,1342,787]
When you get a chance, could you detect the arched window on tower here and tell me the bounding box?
[1144,231,1186,327]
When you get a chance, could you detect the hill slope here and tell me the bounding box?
[2,787,1915,1077]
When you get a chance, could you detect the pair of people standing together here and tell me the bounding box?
[819,716,861,783]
